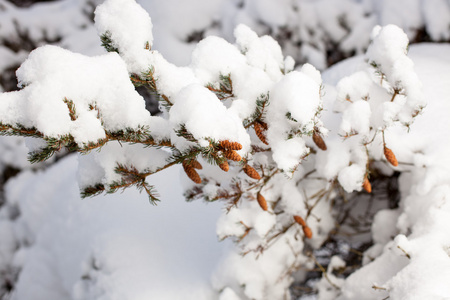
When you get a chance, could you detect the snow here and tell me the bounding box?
[169,84,251,151]
[94,0,154,73]
[0,0,450,299]
[3,45,150,144]
[3,155,225,300]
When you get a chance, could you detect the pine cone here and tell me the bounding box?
[384,146,398,167]
[313,131,327,151]
[243,164,261,180]
[218,160,229,172]
[223,150,242,162]
[293,215,306,227]
[254,122,268,145]
[182,163,202,184]
[257,192,268,211]
[259,121,268,130]
[362,177,372,193]
[219,140,242,150]
[191,159,203,170]
[302,226,313,239]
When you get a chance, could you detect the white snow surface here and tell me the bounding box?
[0,0,449,299]
[1,155,225,300]
[1,45,151,145]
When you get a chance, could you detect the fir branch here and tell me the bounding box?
[285,112,298,123]
[130,67,173,111]
[106,126,154,144]
[201,145,227,166]
[206,73,234,100]
[63,98,77,121]
[0,123,43,138]
[174,124,197,143]
[109,163,160,204]
[243,93,270,128]
[100,31,119,53]
[28,135,77,163]
[168,147,202,166]
[81,183,106,198]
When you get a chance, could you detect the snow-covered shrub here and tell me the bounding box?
[219,0,450,69]
[0,0,439,299]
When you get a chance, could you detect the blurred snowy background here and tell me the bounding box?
[0,0,449,299]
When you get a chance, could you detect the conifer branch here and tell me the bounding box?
[100,31,119,53]
[81,183,106,198]
[130,67,173,111]
[0,123,43,138]
[63,98,77,121]
[206,74,234,100]
[243,93,270,128]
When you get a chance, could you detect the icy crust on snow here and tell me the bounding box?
[94,0,154,74]
[0,45,151,145]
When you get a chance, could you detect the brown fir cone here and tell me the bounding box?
[218,160,229,172]
[243,164,261,180]
[191,159,203,170]
[223,150,242,162]
[293,215,306,227]
[219,140,242,150]
[302,226,313,239]
[313,131,327,151]
[182,163,202,184]
[254,122,268,145]
[384,146,398,167]
[259,121,268,130]
[257,192,268,211]
[362,177,372,193]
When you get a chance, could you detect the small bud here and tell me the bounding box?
[219,140,242,150]
[313,131,327,151]
[218,160,229,172]
[223,150,242,162]
[293,215,306,227]
[243,164,261,180]
[384,146,398,167]
[257,192,268,211]
[362,177,372,193]
[302,226,313,239]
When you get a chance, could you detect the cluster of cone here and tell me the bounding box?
[182,140,262,184]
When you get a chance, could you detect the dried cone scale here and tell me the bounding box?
[243,164,261,180]
[257,192,268,211]
[254,122,268,145]
[362,177,372,193]
[384,146,398,167]
[313,131,327,151]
